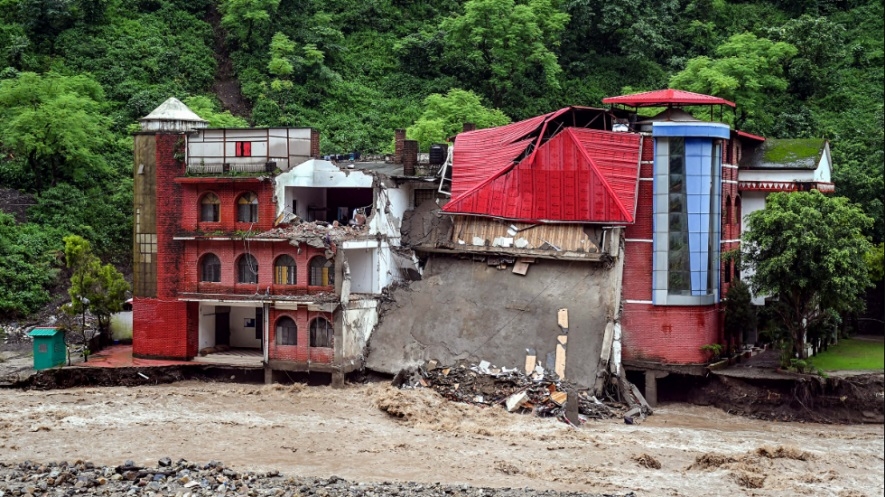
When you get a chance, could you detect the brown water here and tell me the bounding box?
[2,382,882,496]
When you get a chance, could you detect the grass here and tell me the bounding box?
[812,338,885,371]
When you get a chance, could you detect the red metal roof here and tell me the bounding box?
[602,89,736,108]
[735,130,766,142]
[444,121,642,224]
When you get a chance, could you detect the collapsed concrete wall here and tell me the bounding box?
[366,255,621,388]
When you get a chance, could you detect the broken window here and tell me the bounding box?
[275,316,296,345]
[200,193,220,222]
[274,255,297,285]
[310,317,333,348]
[237,192,258,223]
[308,257,334,286]
[237,254,258,284]
[235,141,252,157]
[200,253,221,282]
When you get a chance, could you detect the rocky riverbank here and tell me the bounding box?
[0,460,634,497]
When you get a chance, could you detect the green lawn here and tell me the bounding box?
[813,338,885,371]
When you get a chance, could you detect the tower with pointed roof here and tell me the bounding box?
[132,98,206,359]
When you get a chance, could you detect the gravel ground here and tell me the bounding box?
[0,459,632,497]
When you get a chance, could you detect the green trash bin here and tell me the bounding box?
[28,328,67,370]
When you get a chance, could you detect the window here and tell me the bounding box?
[724,195,732,227]
[274,255,297,285]
[200,193,220,222]
[237,254,258,283]
[276,316,296,345]
[235,141,252,157]
[310,317,333,348]
[200,253,221,282]
[237,192,258,223]
[309,257,334,286]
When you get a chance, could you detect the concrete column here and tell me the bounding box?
[644,370,658,407]
[332,371,345,389]
[264,366,273,385]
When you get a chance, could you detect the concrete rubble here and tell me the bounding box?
[391,360,633,423]
[0,459,637,497]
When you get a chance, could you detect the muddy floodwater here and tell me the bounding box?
[1,381,882,496]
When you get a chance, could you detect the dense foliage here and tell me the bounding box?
[0,0,882,320]
[743,191,873,360]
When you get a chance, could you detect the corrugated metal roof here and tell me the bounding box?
[735,130,766,142]
[28,327,62,337]
[603,89,736,108]
[444,121,641,224]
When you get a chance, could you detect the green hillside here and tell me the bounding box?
[0,0,882,319]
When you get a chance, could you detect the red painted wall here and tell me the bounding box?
[182,240,332,295]
[267,307,333,364]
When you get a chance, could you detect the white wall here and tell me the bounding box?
[344,249,377,293]
[285,187,326,221]
[738,168,816,183]
[340,298,379,359]
[198,303,216,350]
[814,147,831,182]
[275,159,374,219]
[369,184,410,241]
[229,306,262,348]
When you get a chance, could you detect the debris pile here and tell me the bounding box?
[392,361,626,422]
[259,220,368,249]
[0,459,636,497]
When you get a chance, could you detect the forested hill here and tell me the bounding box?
[0,0,883,319]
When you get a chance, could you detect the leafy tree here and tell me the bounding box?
[669,33,798,131]
[440,0,569,110]
[723,280,757,353]
[182,95,249,128]
[406,89,510,150]
[220,0,280,48]
[867,243,884,283]
[0,71,113,193]
[62,235,128,359]
[742,190,873,360]
[0,213,62,318]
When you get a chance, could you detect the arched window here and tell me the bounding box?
[200,253,221,282]
[310,317,333,348]
[237,254,258,283]
[274,255,296,285]
[200,193,220,222]
[236,192,258,223]
[724,195,732,227]
[734,196,742,227]
[276,316,297,345]
[309,257,334,286]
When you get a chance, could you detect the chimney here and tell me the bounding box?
[394,129,406,163]
[310,129,321,158]
[462,122,476,132]
[402,139,418,176]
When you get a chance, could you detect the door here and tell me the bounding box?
[215,309,230,346]
[255,307,263,347]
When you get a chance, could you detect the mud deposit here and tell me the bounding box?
[1,382,882,496]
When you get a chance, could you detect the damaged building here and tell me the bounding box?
[132,98,435,384]
[132,90,834,399]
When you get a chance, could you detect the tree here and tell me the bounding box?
[440,0,569,109]
[62,235,128,360]
[742,190,872,361]
[0,72,113,194]
[406,89,510,150]
[219,0,280,48]
[669,33,798,131]
[0,213,62,318]
[182,96,249,128]
[723,280,757,354]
